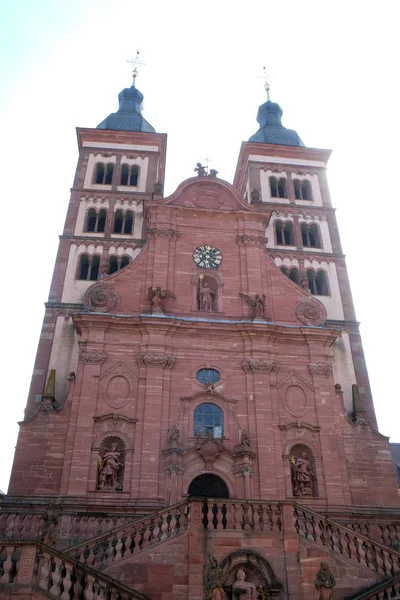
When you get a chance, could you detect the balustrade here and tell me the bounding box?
[294,505,400,578]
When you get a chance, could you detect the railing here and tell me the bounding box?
[0,541,150,600]
[66,500,191,568]
[200,499,282,532]
[0,512,43,539]
[343,522,400,552]
[345,571,400,600]
[294,505,400,578]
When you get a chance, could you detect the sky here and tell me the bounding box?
[0,0,399,492]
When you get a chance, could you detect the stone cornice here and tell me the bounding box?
[79,350,107,364]
[146,228,180,239]
[236,234,267,246]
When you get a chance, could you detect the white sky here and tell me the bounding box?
[1,0,399,492]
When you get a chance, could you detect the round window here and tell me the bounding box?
[196,368,220,385]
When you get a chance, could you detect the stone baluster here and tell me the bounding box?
[14,515,23,537]
[128,526,137,554]
[38,551,51,590]
[160,512,169,540]
[114,532,124,562]
[253,504,260,531]
[214,502,224,529]
[49,556,62,596]
[5,514,16,538]
[61,562,73,600]
[73,566,84,600]
[0,514,7,536]
[0,546,15,583]
[138,522,146,550]
[148,517,156,544]
[21,515,32,538]
[83,573,95,600]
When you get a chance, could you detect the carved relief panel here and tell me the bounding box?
[98,362,138,412]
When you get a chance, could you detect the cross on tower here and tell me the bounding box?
[127,50,146,82]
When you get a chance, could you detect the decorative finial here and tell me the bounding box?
[263,66,271,101]
[127,50,146,84]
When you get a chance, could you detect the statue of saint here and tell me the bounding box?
[292,452,315,496]
[147,287,175,314]
[232,568,257,600]
[205,555,227,600]
[315,561,336,600]
[199,283,214,311]
[240,294,265,320]
[98,442,123,490]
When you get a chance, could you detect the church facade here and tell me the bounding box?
[1,74,399,600]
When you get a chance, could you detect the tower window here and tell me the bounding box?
[269,176,287,199]
[77,254,100,281]
[113,209,134,235]
[108,255,131,273]
[275,220,294,245]
[114,210,123,234]
[301,223,321,248]
[94,162,114,185]
[194,403,223,438]
[109,255,118,274]
[120,256,130,269]
[124,211,133,234]
[294,178,313,201]
[120,164,140,187]
[307,269,329,295]
[85,208,108,233]
[280,266,300,285]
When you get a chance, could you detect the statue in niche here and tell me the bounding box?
[240,293,265,320]
[199,281,215,312]
[205,555,227,600]
[240,429,251,450]
[232,568,257,600]
[98,442,123,490]
[291,451,315,497]
[315,561,336,600]
[147,287,175,314]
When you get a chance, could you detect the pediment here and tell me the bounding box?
[275,370,314,391]
[161,176,257,212]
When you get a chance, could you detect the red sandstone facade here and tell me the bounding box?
[1,88,400,600]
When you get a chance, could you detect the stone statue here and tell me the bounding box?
[199,282,214,311]
[167,426,180,446]
[209,169,219,177]
[291,452,315,497]
[40,504,59,547]
[98,442,123,490]
[240,294,265,320]
[147,287,175,314]
[205,555,227,600]
[232,568,257,600]
[315,561,336,600]
[240,429,251,450]
[194,162,208,176]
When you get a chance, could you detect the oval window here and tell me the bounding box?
[196,368,220,385]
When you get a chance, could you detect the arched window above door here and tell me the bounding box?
[194,403,223,438]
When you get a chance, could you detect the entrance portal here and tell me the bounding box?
[188,473,229,498]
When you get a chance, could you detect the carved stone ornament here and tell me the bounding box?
[195,436,224,469]
[83,282,119,313]
[147,227,180,240]
[309,363,333,377]
[242,359,279,374]
[80,350,107,364]
[295,298,327,326]
[136,353,176,369]
[147,287,176,313]
[236,234,267,246]
[240,293,266,320]
[315,561,336,600]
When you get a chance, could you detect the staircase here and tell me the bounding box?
[1,499,400,600]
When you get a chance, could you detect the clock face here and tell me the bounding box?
[193,245,222,269]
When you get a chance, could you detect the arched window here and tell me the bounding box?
[78,254,89,280]
[194,403,223,438]
[316,270,329,295]
[120,256,130,269]
[120,164,129,186]
[114,210,123,234]
[130,165,140,186]
[109,256,118,274]
[278,178,287,198]
[302,180,312,201]
[307,269,329,295]
[97,209,107,233]
[120,164,140,187]
[293,178,313,201]
[95,163,105,184]
[289,267,300,285]
[280,266,289,277]
[105,163,114,185]
[270,176,287,199]
[301,223,321,248]
[94,163,114,185]
[77,254,100,281]
[87,208,97,232]
[275,220,294,245]
[89,255,100,280]
[124,210,133,234]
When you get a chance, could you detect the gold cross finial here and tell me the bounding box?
[127,50,146,83]
[263,66,271,100]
